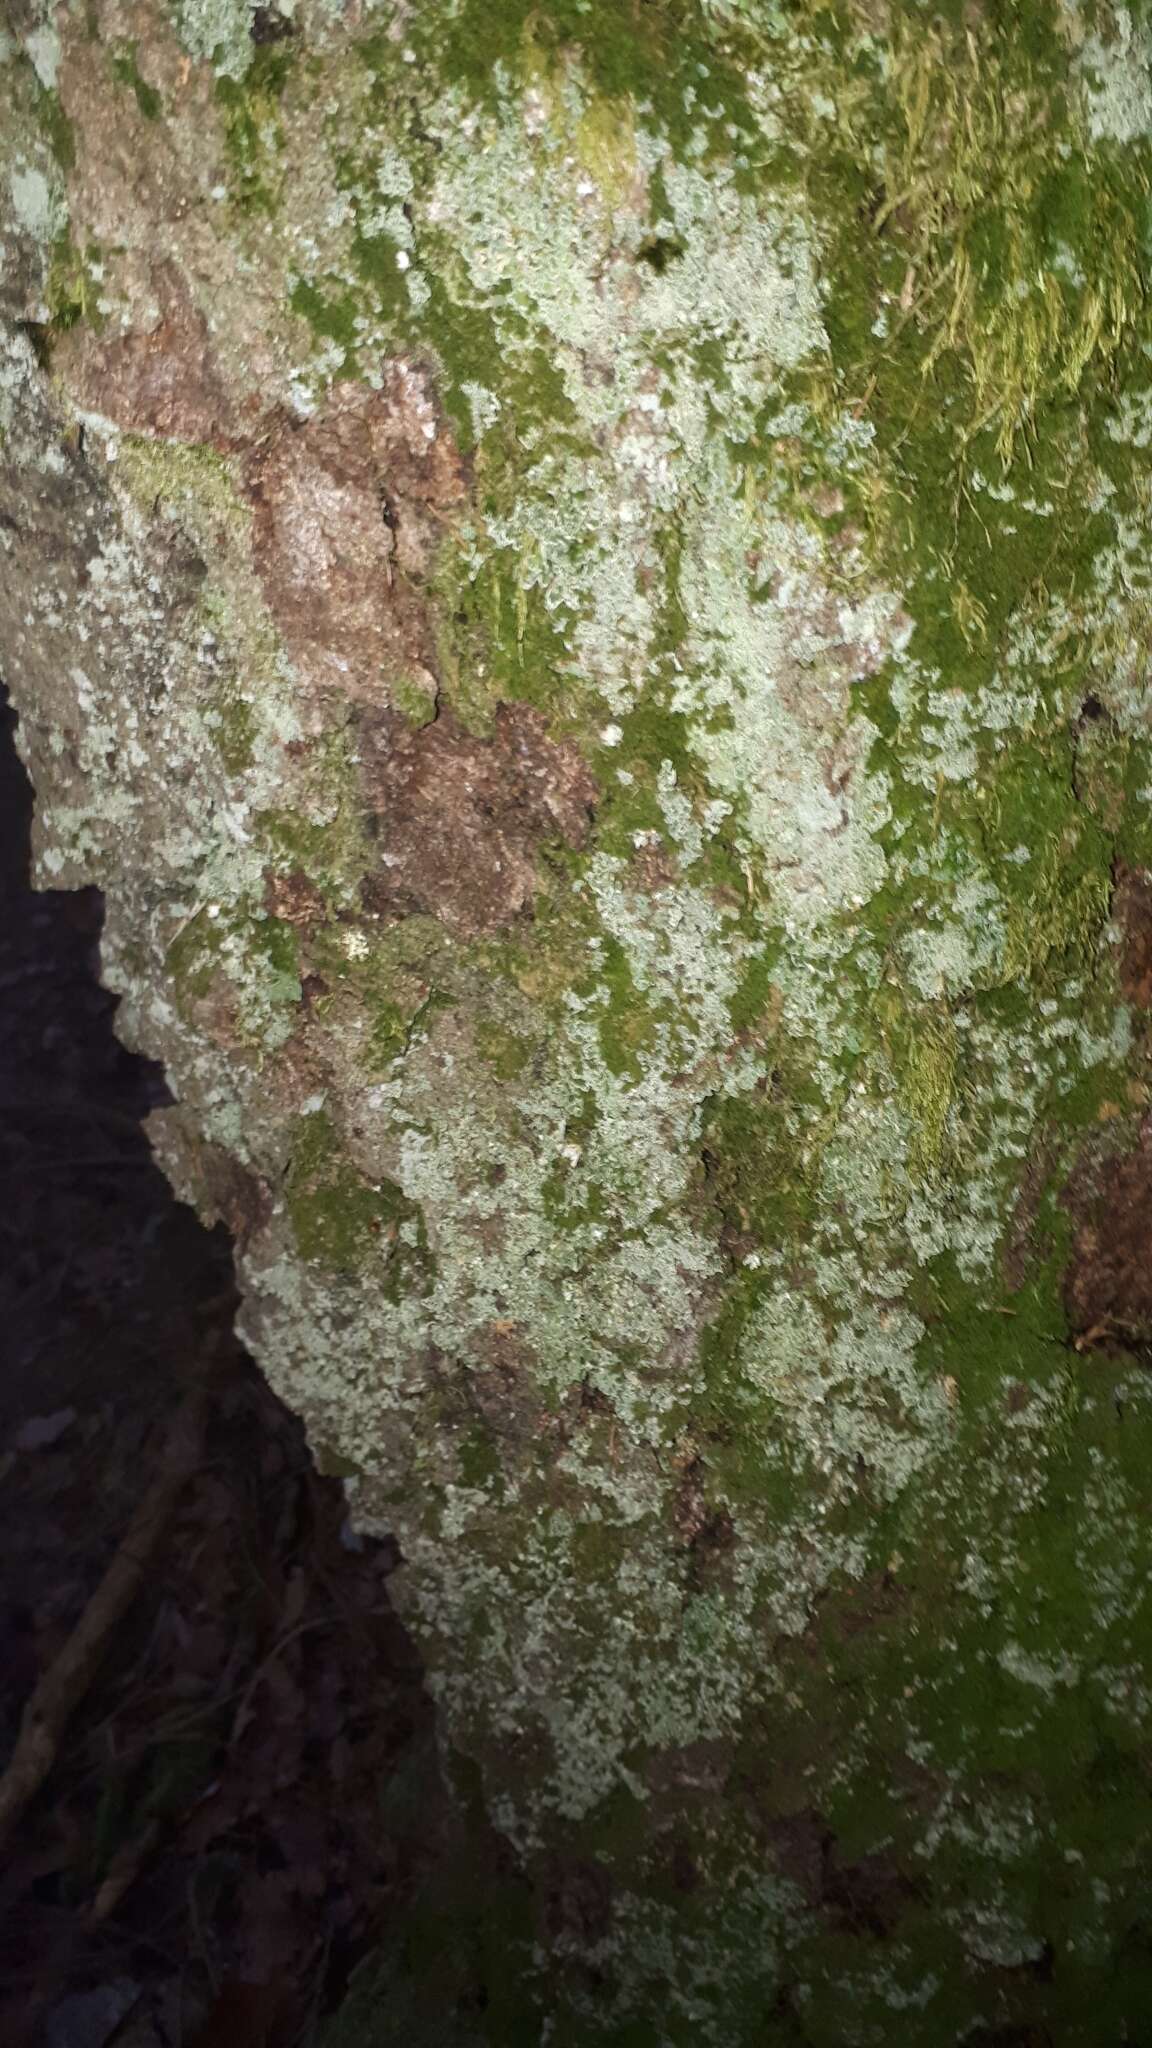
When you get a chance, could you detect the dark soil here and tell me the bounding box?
[0,686,446,2047]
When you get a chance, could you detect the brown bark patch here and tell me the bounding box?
[53,264,239,444]
[671,1452,737,1577]
[541,1854,613,1950]
[1063,1117,1152,1349]
[243,369,466,705]
[626,837,681,895]
[468,1338,549,1447]
[263,868,326,930]
[754,1805,924,1936]
[359,702,598,939]
[763,1809,831,1907]
[1000,1134,1059,1292]
[148,1115,273,1252]
[823,1848,924,1939]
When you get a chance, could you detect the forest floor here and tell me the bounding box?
[0,687,448,2048]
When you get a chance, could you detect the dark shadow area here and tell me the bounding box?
[0,686,444,2047]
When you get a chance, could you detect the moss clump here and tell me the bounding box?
[289,277,361,364]
[250,913,301,1005]
[874,15,1146,460]
[255,730,373,907]
[1000,850,1112,984]
[205,685,257,775]
[414,0,762,160]
[109,41,162,119]
[165,907,229,1004]
[114,434,249,536]
[165,906,301,1044]
[592,935,657,1080]
[214,40,295,213]
[286,1110,432,1289]
[805,1,1149,466]
[43,233,102,334]
[473,1017,536,1080]
[389,672,439,729]
[699,1084,817,1254]
[33,76,76,171]
[432,539,579,735]
[877,996,960,1178]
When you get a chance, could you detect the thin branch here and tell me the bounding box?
[0,1386,208,1853]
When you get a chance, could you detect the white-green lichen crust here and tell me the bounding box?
[6,0,1152,2037]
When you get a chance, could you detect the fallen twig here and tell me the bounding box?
[0,1385,208,1852]
[89,1816,164,1923]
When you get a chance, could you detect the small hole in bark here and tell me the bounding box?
[636,236,683,274]
[16,321,54,372]
[249,4,296,40]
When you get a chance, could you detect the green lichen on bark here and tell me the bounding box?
[5,0,1152,2037]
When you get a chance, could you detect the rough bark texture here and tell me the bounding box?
[4,0,1152,2037]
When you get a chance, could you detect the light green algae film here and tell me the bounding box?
[4,0,1152,2038]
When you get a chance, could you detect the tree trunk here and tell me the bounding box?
[4,0,1152,2035]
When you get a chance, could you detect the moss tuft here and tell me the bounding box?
[214,40,295,212]
[109,42,162,119]
[286,1110,433,1290]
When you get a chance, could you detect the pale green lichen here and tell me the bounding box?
[1074,2,1152,143]
[7,159,63,241]
[170,0,257,80]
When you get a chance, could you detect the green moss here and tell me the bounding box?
[43,232,102,334]
[165,905,227,1003]
[1116,740,1152,868]
[456,1424,504,1492]
[289,276,361,361]
[255,730,373,906]
[33,77,76,171]
[594,935,659,1081]
[315,1439,365,1478]
[215,41,295,212]
[164,905,301,1043]
[286,1110,433,1288]
[253,913,301,1001]
[389,672,439,729]
[699,1085,817,1253]
[363,998,413,1068]
[261,819,332,878]
[473,1017,535,1080]
[615,691,698,788]
[109,41,162,119]
[433,540,578,734]
[305,916,457,1069]
[115,433,248,533]
[807,3,1149,466]
[877,996,959,1176]
[347,231,413,332]
[418,0,764,159]
[206,686,257,775]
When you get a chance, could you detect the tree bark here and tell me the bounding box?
[4,0,1152,2035]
